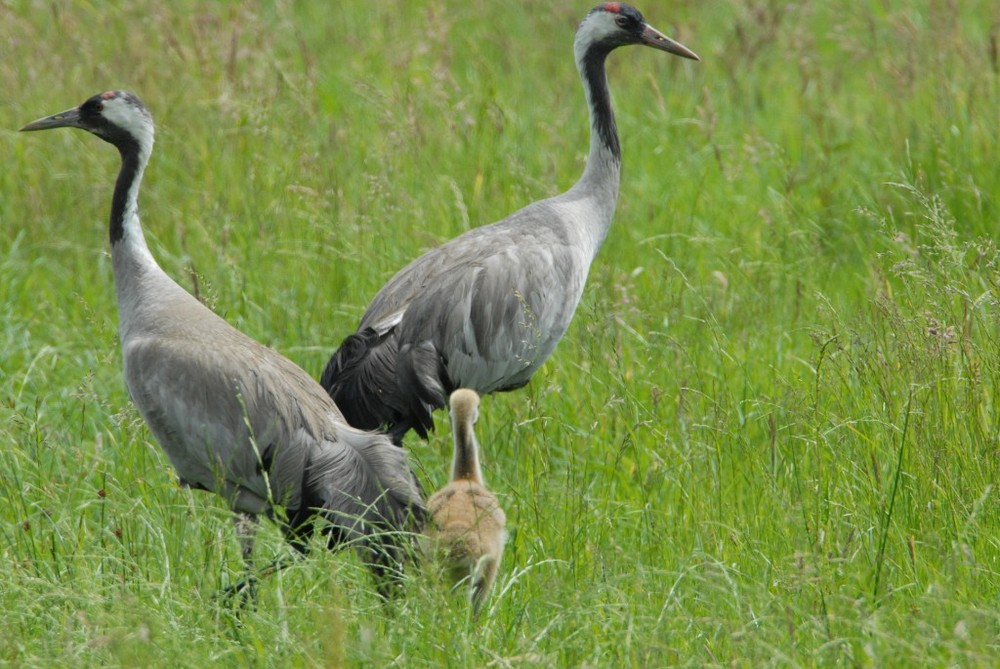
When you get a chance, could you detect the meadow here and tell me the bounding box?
[1,0,998,666]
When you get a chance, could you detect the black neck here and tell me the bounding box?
[109,137,143,246]
[581,44,620,162]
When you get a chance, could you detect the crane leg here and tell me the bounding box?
[216,512,312,607]
[234,511,259,567]
[215,512,261,609]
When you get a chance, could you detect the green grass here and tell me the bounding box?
[2,1,998,666]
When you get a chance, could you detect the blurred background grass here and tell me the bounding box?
[1,1,998,666]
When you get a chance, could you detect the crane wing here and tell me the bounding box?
[122,315,343,515]
[324,198,598,440]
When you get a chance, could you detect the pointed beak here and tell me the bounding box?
[20,106,83,132]
[641,24,700,61]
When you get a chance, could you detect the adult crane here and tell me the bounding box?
[21,91,425,598]
[321,3,699,444]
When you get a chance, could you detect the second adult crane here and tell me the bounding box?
[322,3,699,443]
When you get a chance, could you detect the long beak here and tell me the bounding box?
[20,106,83,132]
[641,24,700,61]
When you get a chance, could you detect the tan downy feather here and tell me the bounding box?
[423,389,506,616]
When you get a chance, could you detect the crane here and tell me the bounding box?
[20,91,425,599]
[321,3,699,443]
[422,389,506,617]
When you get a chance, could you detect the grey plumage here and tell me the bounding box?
[321,3,699,442]
[21,91,425,596]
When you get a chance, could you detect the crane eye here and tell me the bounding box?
[615,16,629,27]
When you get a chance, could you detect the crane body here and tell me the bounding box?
[21,91,425,596]
[322,3,698,443]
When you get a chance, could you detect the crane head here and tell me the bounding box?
[580,3,699,61]
[450,389,481,428]
[21,90,154,150]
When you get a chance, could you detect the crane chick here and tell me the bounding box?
[423,389,506,617]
